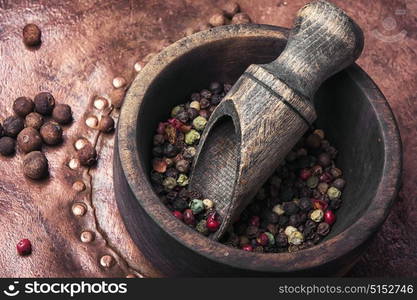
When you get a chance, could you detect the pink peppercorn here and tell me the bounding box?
[168,118,183,129]
[324,210,336,225]
[172,210,183,221]
[256,233,269,246]
[299,168,312,180]
[311,199,328,211]
[183,209,195,226]
[206,219,220,232]
[17,239,32,256]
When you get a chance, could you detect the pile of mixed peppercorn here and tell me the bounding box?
[150,82,346,252]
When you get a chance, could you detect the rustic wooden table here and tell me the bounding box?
[0,0,415,277]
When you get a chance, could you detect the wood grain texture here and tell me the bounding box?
[0,0,415,277]
[190,0,363,240]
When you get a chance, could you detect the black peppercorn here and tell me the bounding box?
[199,98,210,109]
[329,198,343,210]
[282,201,299,215]
[52,104,72,125]
[332,178,346,190]
[211,94,222,105]
[13,97,34,117]
[266,211,279,224]
[173,198,188,212]
[190,93,200,102]
[153,134,165,145]
[34,92,55,115]
[175,159,190,173]
[163,143,180,158]
[209,82,223,94]
[278,215,289,226]
[77,143,97,166]
[246,225,259,239]
[40,121,62,145]
[23,151,48,179]
[98,115,115,133]
[152,146,163,157]
[275,232,288,247]
[25,112,44,130]
[3,116,24,137]
[23,24,41,47]
[165,167,179,179]
[17,127,42,153]
[200,89,212,99]
[150,171,164,184]
[299,197,312,212]
[318,152,331,167]
[0,137,16,156]
[317,222,330,236]
[186,107,199,120]
[166,191,178,202]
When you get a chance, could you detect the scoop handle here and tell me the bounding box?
[265,0,364,98]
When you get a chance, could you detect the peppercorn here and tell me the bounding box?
[0,137,16,156]
[202,199,214,210]
[183,209,195,226]
[77,143,97,166]
[288,230,304,245]
[231,12,251,24]
[171,105,183,118]
[163,177,177,190]
[189,199,203,214]
[306,175,319,188]
[318,152,331,167]
[275,231,288,247]
[271,204,284,216]
[299,198,312,212]
[166,191,178,202]
[289,214,301,227]
[317,182,329,194]
[332,178,346,190]
[206,219,220,232]
[311,165,323,176]
[175,159,189,173]
[199,98,210,109]
[222,1,240,17]
[313,129,325,139]
[51,104,72,125]
[242,244,253,252]
[282,201,299,215]
[17,127,42,153]
[330,198,342,210]
[3,116,24,137]
[305,134,321,148]
[23,24,41,47]
[163,143,180,157]
[172,210,183,220]
[330,167,342,178]
[256,233,269,246]
[196,220,209,235]
[152,146,163,157]
[150,171,164,184]
[166,168,179,179]
[326,146,338,158]
[190,93,200,102]
[13,97,34,118]
[265,211,279,224]
[16,238,32,256]
[176,111,189,123]
[245,225,259,239]
[327,186,341,199]
[209,13,227,27]
[152,158,167,173]
[310,209,324,222]
[208,82,223,94]
[177,174,189,187]
[185,129,200,145]
[312,199,328,211]
[324,210,336,225]
[34,92,55,115]
[153,134,165,146]
[317,222,330,236]
[249,215,260,227]
[23,151,48,179]
[299,168,311,180]
[189,101,200,111]
[278,215,289,227]
[172,198,188,212]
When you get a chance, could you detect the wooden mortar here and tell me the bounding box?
[190,0,364,239]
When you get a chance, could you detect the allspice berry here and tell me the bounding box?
[0,137,16,156]
[23,24,41,47]
[3,116,24,137]
[13,97,34,117]
[223,1,240,17]
[17,127,42,153]
[231,12,251,24]
[25,112,44,130]
[209,13,227,27]
[110,88,125,108]
[40,121,63,145]
[23,151,48,180]
[77,143,97,167]
[34,92,55,115]
[52,104,72,124]
[98,115,115,133]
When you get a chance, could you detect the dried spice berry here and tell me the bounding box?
[222,1,240,17]
[305,134,321,148]
[317,152,331,167]
[324,210,336,225]
[196,220,209,235]
[175,159,189,173]
[192,116,207,131]
[13,97,34,117]
[327,187,341,199]
[317,222,330,236]
[310,209,324,223]
[172,210,183,220]
[163,177,177,190]
[317,182,329,194]
[246,225,259,239]
[173,198,188,212]
[153,158,167,173]
[299,198,312,212]
[332,178,346,190]
[40,121,62,145]
[330,167,342,178]
[306,176,319,188]
[17,238,32,256]
[209,13,227,27]
[34,92,55,115]
[189,199,204,214]
[177,174,189,186]
[23,24,41,47]
[231,12,251,24]
[299,168,311,180]
[25,112,44,130]
[0,137,16,156]
[3,116,24,137]
[52,104,72,125]
[282,202,299,215]
[77,143,97,166]
[185,129,200,145]
[183,209,195,226]
[207,219,220,232]
[98,115,115,133]
[288,231,304,245]
[17,127,42,153]
[275,231,288,247]
[189,101,200,111]
[242,244,253,252]
[23,151,48,179]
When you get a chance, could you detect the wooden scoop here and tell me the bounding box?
[189,0,364,240]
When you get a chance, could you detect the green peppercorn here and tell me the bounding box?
[264,232,275,246]
[327,186,341,199]
[192,116,207,131]
[177,174,189,186]
[162,177,177,190]
[185,129,200,145]
[171,105,183,118]
[306,176,319,188]
[196,220,209,235]
[332,178,346,190]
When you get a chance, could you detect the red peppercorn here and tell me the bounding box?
[207,211,220,222]
[256,233,269,246]
[183,209,195,226]
[324,210,336,225]
[311,199,328,211]
[16,239,32,256]
[172,210,183,221]
[168,118,183,129]
[242,244,253,252]
[299,168,312,180]
[206,219,220,232]
[319,172,333,183]
[249,215,260,227]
